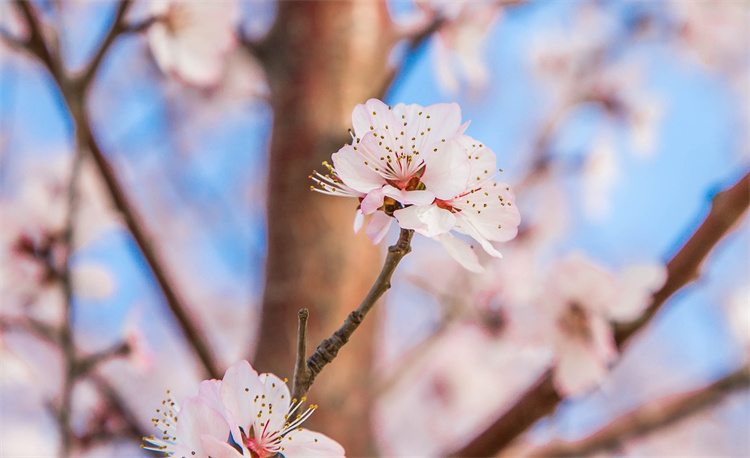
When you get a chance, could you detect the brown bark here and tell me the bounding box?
[252,2,395,455]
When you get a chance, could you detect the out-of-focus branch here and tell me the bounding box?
[12,0,63,81]
[12,0,221,380]
[450,171,750,457]
[526,363,750,457]
[377,15,446,100]
[293,228,414,400]
[89,373,151,443]
[614,172,750,346]
[75,341,131,377]
[78,0,132,89]
[57,147,85,458]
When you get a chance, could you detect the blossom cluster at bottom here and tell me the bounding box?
[143,360,345,457]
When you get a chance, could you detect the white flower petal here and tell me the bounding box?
[435,233,484,273]
[281,429,346,457]
[360,187,386,215]
[332,143,385,193]
[394,205,456,237]
[176,398,230,453]
[351,99,397,137]
[220,361,264,433]
[366,211,393,244]
[420,138,471,200]
[382,185,435,206]
[553,340,608,397]
[353,209,365,233]
[255,373,291,437]
[200,434,244,458]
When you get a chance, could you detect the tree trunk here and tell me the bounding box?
[253,1,394,455]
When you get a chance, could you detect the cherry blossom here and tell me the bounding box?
[539,253,666,396]
[143,360,345,457]
[147,0,239,87]
[311,99,520,271]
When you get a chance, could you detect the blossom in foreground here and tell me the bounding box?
[147,0,239,86]
[143,360,345,457]
[311,98,520,272]
[540,253,666,396]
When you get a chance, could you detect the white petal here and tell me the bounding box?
[360,187,386,215]
[197,380,225,414]
[394,205,456,237]
[382,185,435,206]
[220,361,264,433]
[458,135,498,187]
[553,340,608,397]
[353,209,364,233]
[435,233,484,273]
[420,138,471,199]
[366,212,393,244]
[332,143,385,194]
[351,99,397,138]
[200,434,244,458]
[454,215,503,258]
[176,398,231,453]
[280,429,346,457]
[419,102,463,149]
[255,373,291,437]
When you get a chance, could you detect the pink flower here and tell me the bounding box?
[147,0,239,87]
[311,99,520,271]
[542,253,666,396]
[143,361,345,457]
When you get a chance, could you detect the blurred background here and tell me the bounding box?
[0,0,748,456]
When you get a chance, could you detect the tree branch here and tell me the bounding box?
[292,308,310,402]
[13,0,222,380]
[526,363,750,457]
[614,172,750,346]
[450,171,750,457]
[78,0,133,90]
[293,228,414,400]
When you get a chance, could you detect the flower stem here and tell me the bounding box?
[293,228,414,400]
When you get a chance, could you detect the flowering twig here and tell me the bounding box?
[525,363,750,457]
[11,0,221,380]
[450,171,750,457]
[292,228,414,400]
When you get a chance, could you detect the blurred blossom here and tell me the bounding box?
[727,286,750,351]
[312,99,520,272]
[532,253,666,396]
[71,262,115,300]
[147,0,239,87]
[144,360,345,457]
[432,3,500,95]
[670,0,750,72]
[582,133,620,221]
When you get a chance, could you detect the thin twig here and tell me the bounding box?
[13,0,221,380]
[292,308,310,402]
[78,0,133,90]
[526,363,750,457]
[450,171,750,457]
[293,228,414,400]
[75,341,131,377]
[57,146,85,458]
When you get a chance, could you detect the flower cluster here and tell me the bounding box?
[311,99,520,272]
[148,0,239,86]
[143,361,345,457]
[532,253,666,396]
